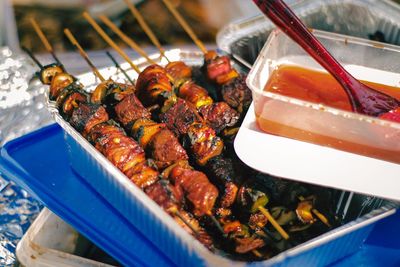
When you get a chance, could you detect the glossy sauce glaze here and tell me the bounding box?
[255,65,400,164]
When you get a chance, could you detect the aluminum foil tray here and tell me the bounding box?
[217,0,400,67]
[45,49,398,266]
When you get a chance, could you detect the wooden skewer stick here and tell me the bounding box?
[82,12,141,74]
[312,208,331,227]
[123,0,170,62]
[168,206,200,237]
[21,46,43,68]
[64,28,105,82]
[106,51,135,85]
[99,15,156,64]
[161,0,208,54]
[206,211,226,237]
[30,18,62,66]
[258,206,290,240]
[252,249,263,258]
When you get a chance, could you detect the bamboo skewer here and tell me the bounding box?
[64,30,204,238]
[161,0,208,54]
[82,12,141,74]
[30,18,62,66]
[22,46,43,68]
[128,6,290,243]
[99,15,156,64]
[106,51,135,85]
[123,0,169,62]
[64,28,105,82]
[312,208,331,227]
[258,206,289,240]
[113,27,286,244]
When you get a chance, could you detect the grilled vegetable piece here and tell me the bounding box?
[55,83,89,120]
[222,220,265,254]
[49,73,74,100]
[160,98,200,136]
[91,80,113,104]
[221,75,252,113]
[237,180,270,214]
[136,64,173,106]
[131,118,166,148]
[168,164,218,217]
[199,102,239,133]
[91,80,136,105]
[69,103,109,138]
[39,63,64,85]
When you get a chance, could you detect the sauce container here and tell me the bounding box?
[238,29,400,200]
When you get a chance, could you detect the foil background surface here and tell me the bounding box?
[0,47,47,266]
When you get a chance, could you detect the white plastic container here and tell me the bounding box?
[16,208,116,267]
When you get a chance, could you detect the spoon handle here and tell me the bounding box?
[253,0,359,109]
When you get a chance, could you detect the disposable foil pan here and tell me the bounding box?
[217,0,400,67]
[46,49,397,266]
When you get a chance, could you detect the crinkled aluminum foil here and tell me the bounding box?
[0,46,49,266]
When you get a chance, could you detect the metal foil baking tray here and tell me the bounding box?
[217,0,400,67]
[43,49,398,266]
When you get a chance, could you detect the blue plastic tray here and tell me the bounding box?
[0,124,174,267]
[0,124,399,266]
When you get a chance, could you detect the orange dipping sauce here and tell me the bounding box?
[255,65,400,164]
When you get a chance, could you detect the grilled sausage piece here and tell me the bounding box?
[165,61,192,87]
[136,64,173,106]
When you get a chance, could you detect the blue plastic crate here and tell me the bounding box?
[1,124,399,266]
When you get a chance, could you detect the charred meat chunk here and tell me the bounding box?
[160,98,200,136]
[206,156,240,208]
[147,129,188,169]
[114,93,151,127]
[221,76,252,113]
[70,103,109,138]
[169,165,218,217]
[199,102,239,133]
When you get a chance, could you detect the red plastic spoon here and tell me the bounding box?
[253,0,400,118]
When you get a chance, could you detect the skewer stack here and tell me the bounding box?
[25,6,336,261]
